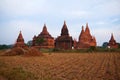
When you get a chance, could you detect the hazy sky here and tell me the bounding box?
[0,0,120,46]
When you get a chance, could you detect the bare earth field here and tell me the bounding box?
[0,52,120,80]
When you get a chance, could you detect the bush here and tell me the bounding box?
[87,46,96,52]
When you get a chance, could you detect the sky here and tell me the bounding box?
[0,0,120,46]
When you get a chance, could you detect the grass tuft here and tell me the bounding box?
[0,61,38,80]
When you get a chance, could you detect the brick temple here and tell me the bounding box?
[13,22,120,49]
[55,21,73,49]
[108,33,118,48]
[14,31,26,48]
[32,24,54,49]
[74,23,96,49]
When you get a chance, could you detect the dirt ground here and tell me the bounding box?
[0,52,120,80]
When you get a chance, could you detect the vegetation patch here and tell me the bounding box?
[2,47,43,56]
[0,61,38,80]
[44,47,120,53]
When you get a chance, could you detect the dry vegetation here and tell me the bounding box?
[0,51,120,80]
[2,47,43,56]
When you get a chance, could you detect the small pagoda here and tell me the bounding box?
[108,33,118,48]
[32,24,54,49]
[14,31,26,48]
[55,21,73,49]
[76,23,96,49]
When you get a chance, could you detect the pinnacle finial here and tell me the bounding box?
[20,30,21,33]
[64,20,66,25]
[111,33,114,39]
[44,23,46,27]
[111,33,113,36]
[86,22,88,28]
[82,25,84,30]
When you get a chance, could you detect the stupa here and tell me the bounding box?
[32,24,54,49]
[108,33,118,48]
[14,31,26,48]
[76,23,96,49]
[55,21,73,49]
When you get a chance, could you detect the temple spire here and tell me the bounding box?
[109,33,116,44]
[44,23,46,27]
[14,31,26,48]
[55,21,73,49]
[32,24,54,48]
[110,33,114,41]
[64,20,66,25]
[61,21,69,36]
[40,24,49,35]
[82,25,84,30]
[108,33,118,48]
[86,22,88,27]
[78,23,96,49]
[85,23,90,34]
[20,30,21,33]
[79,26,85,40]
[17,31,24,42]
[85,23,90,32]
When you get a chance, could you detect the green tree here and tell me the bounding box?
[102,42,108,48]
[0,44,10,50]
[27,40,32,47]
[35,38,45,45]
[118,43,120,48]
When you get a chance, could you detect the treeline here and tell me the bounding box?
[39,46,120,53]
[0,44,13,50]
[102,42,120,48]
[0,42,120,52]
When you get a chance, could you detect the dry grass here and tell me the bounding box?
[0,52,120,80]
[2,47,43,56]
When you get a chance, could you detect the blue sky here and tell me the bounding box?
[0,0,120,46]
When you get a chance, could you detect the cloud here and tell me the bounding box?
[93,0,120,18]
[60,10,92,20]
[0,0,120,45]
[0,0,49,16]
[96,21,106,25]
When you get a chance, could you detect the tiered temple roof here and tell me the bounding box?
[12,22,120,49]
[14,31,26,48]
[76,23,96,49]
[55,21,73,49]
[108,33,118,48]
[32,24,54,48]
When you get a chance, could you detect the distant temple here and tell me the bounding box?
[13,22,99,49]
[55,21,73,49]
[73,38,78,49]
[14,31,26,48]
[74,23,96,49]
[32,24,54,49]
[108,33,118,48]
